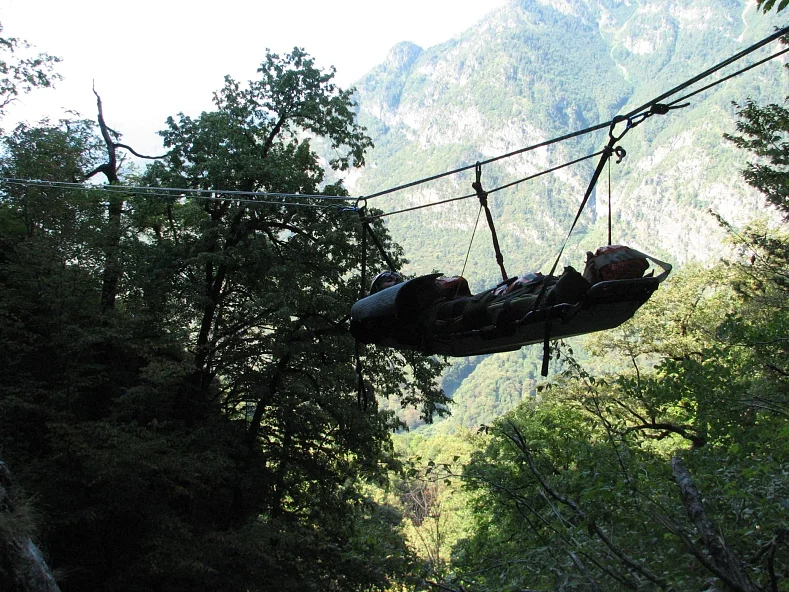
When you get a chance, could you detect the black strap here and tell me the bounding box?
[363,220,397,272]
[359,214,368,299]
[531,116,628,312]
[607,158,612,246]
[473,163,508,282]
[541,308,554,377]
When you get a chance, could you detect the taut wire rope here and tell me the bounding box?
[2,25,787,219]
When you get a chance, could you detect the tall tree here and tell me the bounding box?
[0,48,448,591]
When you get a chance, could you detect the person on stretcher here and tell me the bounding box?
[362,246,654,334]
[351,246,669,356]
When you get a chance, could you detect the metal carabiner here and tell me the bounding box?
[608,115,629,143]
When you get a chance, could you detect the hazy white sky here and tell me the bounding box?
[1,0,506,155]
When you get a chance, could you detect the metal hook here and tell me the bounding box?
[608,115,629,142]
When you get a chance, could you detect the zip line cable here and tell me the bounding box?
[0,178,349,202]
[2,25,787,217]
[1,180,352,210]
[363,191,478,221]
[626,24,789,117]
[361,123,612,203]
[360,23,789,204]
[668,45,789,107]
[488,150,606,196]
[363,150,604,221]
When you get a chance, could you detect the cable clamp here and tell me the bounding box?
[627,102,691,131]
[651,102,690,115]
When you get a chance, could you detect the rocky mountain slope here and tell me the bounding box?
[348,0,786,288]
[345,0,788,427]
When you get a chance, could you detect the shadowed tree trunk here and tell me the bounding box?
[0,462,60,592]
[84,87,165,310]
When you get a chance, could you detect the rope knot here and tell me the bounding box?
[472,180,488,206]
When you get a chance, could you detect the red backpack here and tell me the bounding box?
[583,245,650,283]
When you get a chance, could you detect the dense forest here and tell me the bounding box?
[1,1,789,591]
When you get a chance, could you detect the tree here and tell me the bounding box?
[725,99,789,218]
[0,49,448,591]
[0,24,61,116]
[757,0,789,14]
[451,255,789,592]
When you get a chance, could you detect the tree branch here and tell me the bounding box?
[113,142,167,160]
[671,456,760,592]
[623,422,706,448]
[504,422,671,590]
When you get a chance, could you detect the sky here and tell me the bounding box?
[1,0,507,156]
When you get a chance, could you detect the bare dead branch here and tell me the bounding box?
[114,142,167,160]
[568,551,603,592]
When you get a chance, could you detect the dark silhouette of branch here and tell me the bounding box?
[86,84,166,185]
[568,551,603,592]
[426,580,463,592]
[114,142,167,160]
[92,84,118,183]
[766,363,789,377]
[623,422,706,448]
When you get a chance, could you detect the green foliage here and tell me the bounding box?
[451,256,789,591]
[758,0,789,13]
[443,85,789,589]
[726,99,789,217]
[0,23,61,115]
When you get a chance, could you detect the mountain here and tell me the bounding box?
[349,0,786,282]
[345,0,788,428]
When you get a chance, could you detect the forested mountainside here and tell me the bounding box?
[2,1,789,590]
[349,0,787,287]
[347,0,789,430]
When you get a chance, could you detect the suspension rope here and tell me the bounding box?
[667,45,789,107]
[531,114,638,313]
[0,178,349,202]
[627,25,789,116]
[473,163,508,282]
[361,123,611,202]
[3,27,787,220]
[461,205,483,279]
[363,191,478,221]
